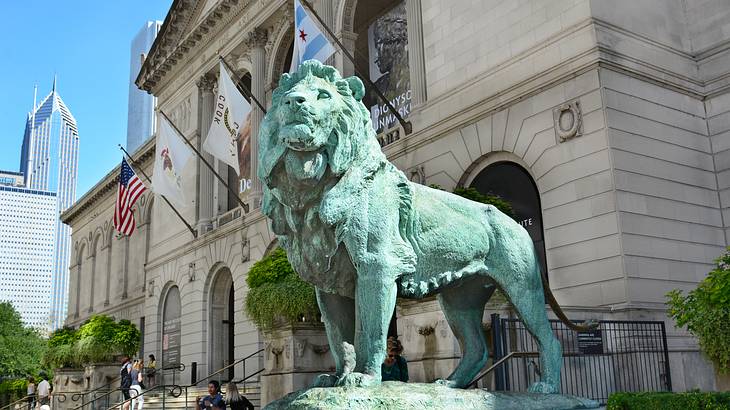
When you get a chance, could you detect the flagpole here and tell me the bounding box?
[118,145,198,238]
[218,55,267,114]
[298,0,412,135]
[159,110,250,214]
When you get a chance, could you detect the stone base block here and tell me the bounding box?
[263,381,600,409]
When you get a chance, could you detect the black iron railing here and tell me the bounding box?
[476,314,672,404]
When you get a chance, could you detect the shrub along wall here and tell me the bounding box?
[607,391,730,410]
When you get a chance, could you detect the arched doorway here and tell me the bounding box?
[209,267,235,380]
[469,162,548,276]
[161,286,181,384]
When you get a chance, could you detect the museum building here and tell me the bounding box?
[61,0,730,402]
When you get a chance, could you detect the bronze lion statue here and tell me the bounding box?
[258,60,590,393]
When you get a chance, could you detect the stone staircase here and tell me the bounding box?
[130,383,261,409]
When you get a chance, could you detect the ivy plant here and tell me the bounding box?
[667,248,730,373]
[245,247,319,330]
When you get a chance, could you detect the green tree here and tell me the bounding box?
[667,248,730,373]
[76,315,140,363]
[0,302,47,378]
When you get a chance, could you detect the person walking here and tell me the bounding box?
[130,360,145,409]
[146,354,156,388]
[26,377,35,410]
[36,374,51,408]
[224,382,254,410]
[120,355,133,410]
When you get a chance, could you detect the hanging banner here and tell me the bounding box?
[366,1,411,134]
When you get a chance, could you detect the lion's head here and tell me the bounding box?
[259,60,383,190]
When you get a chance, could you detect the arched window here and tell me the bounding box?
[469,162,548,276]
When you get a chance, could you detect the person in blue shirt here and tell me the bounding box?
[197,380,226,410]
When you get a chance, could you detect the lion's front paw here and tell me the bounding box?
[527,381,559,394]
[336,372,379,387]
[312,374,339,388]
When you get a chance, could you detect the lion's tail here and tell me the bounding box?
[539,263,599,332]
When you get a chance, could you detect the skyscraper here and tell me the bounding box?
[127,21,162,153]
[0,175,57,330]
[20,79,79,330]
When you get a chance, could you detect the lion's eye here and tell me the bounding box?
[317,90,331,100]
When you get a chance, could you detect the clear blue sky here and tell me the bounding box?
[0,1,172,199]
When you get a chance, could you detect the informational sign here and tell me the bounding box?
[366,1,411,134]
[577,329,603,354]
[162,317,181,365]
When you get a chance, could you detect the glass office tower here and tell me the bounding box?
[19,79,79,330]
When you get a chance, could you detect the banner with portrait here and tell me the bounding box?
[366,1,411,134]
[236,112,252,197]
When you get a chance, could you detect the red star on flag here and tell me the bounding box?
[299,29,307,42]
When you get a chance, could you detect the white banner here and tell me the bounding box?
[203,61,251,175]
[152,114,194,207]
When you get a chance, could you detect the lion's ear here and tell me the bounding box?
[345,76,365,101]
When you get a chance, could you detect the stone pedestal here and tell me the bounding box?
[52,368,86,409]
[260,322,335,407]
[264,382,599,409]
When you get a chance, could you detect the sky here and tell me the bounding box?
[0,1,173,199]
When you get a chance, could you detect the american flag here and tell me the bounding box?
[114,158,147,236]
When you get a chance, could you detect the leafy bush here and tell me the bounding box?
[245,248,319,330]
[0,379,28,404]
[607,391,730,410]
[43,327,81,369]
[246,247,297,289]
[667,248,730,373]
[75,315,140,363]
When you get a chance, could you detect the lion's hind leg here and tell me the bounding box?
[437,276,495,388]
[313,288,355,387]
[502,281,562,394]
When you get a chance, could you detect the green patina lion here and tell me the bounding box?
[258,60,588,393]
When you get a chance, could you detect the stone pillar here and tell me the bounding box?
[405,0,427,107]
[315,0,336,66]
[246,28,268,210]
[197,75,216,230]
[104,240,111,306]
[72,262,81,319]
[88,253,96,312]
[336,31,357,77]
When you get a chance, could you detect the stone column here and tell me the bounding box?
[197,75,216,230]
[315,0,336,66]
[72,262,81,319]
[336,31,357,77]
[88,253,96,312]
[246,28,268,210]
[104,240,111,306]
[405,0,427,107]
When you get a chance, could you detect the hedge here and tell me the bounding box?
[607,391,730,410]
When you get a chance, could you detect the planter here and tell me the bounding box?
[260,321,334,406]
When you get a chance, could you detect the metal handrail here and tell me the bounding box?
[0,394,33,410]
[76,349,264,409]
[196,349,264,388]
[467,351,539,388]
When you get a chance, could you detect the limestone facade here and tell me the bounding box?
[61,0,730,394]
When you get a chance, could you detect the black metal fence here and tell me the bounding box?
[488,314,672,404]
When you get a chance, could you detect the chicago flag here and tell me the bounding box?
[152,113,194,207]
[289,0,336,72]
[203,61,250,174]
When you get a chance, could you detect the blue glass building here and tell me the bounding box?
[20,79,79,330]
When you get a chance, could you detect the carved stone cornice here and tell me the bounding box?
[245,27,268,49]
